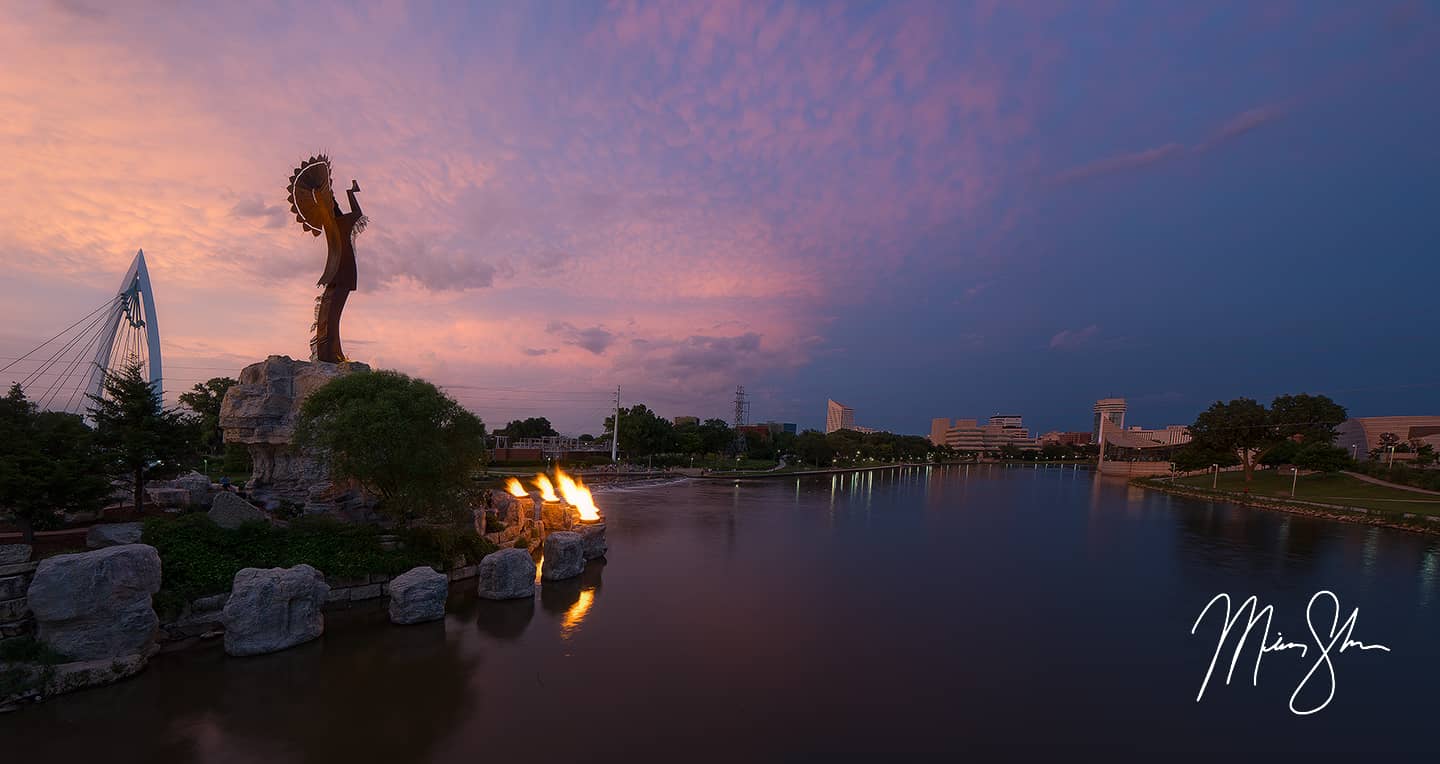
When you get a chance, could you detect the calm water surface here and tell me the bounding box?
[6,465,1440,760]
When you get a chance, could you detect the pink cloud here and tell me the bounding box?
[1050,101,1290,185]
[0,1,1058,430]
[1049,325,1100,350]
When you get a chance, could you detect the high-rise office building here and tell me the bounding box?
[988,414,1024,430]
[1093,398,1127,440]
[826,399,856,434]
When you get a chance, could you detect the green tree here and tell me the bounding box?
[1183,393,1347,482]
[1258,439,1302,467]
[1270,394,1347,444]
[89,360,193,514]
[794,430,833,467]
[1186,398,1273,483]
[295,370,486,526]
[603,404,675,458]
[1292,443,1352,473]
[697,418,733,454]
[1,385,111,543]
[1173,444,1241,473]
[498,417,557,440]
[178,376,237,455]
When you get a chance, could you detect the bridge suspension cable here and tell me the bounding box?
[3,250,163,414]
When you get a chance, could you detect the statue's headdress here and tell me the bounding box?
[287,154,334,237]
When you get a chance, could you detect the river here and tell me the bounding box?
[5,464,1440,759]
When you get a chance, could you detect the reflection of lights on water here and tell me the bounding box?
[1420,551,1438,608]
[561,588,595,639]
[1361,529,1380,576]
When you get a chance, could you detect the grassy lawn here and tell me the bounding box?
[1173,470,1440,515]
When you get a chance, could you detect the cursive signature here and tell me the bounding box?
[1190,590,1391,715]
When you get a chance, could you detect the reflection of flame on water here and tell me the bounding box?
[554,468,601,522]
[533,474,560,502]
[505,477,528,498]
[561,588,595,639]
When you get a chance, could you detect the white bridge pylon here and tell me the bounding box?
[85,249,163,403]
[0,249,164,413]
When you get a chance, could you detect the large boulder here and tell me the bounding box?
[219,355,375,518]
[208,491,269,530]
[86,522,145,549]
[27,545,161,661]
[146,486,192,508]
[541,532,586,581]
[387,566,449,625]
[477,549,536,600]
[577,522,608,560]
[172,470,213,505]
[222,564,329,656]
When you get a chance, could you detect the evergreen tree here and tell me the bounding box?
[1,384,111,542]
[88,360,193,514]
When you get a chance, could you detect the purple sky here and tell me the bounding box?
[1,1,1437,435]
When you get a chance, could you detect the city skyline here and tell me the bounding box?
[2,2,1437,436]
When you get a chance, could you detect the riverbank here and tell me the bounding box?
[1133,476,1440,537]
[700,462,938,480]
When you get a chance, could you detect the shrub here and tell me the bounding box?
[143,514,403,616]
[143,514,499,616]
[400,525,498,568]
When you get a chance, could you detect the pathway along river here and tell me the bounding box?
[6,465,1440,759]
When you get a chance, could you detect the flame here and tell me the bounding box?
[533,474,560,502]
[554,468,601,522]
[505,477,528,498]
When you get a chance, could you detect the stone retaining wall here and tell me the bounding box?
[0,559,39,649]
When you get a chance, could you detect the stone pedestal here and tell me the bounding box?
[541,532,586,581]
[577,522,608,560]
[540,500,569,530]
[219,355,376,519]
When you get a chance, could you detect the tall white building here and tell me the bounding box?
[1093,398,1127,440]
[826,399,856,434]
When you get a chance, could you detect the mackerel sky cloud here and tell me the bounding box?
[1,0,1437,434]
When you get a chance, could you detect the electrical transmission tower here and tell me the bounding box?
[732,385,749,453]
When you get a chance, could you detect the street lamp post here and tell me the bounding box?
[1291,465,1299,498]
[1212,464,1218,489]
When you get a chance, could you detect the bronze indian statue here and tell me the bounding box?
[286,155,365,363]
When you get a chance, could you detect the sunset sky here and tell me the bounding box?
[1,0,1436,435]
